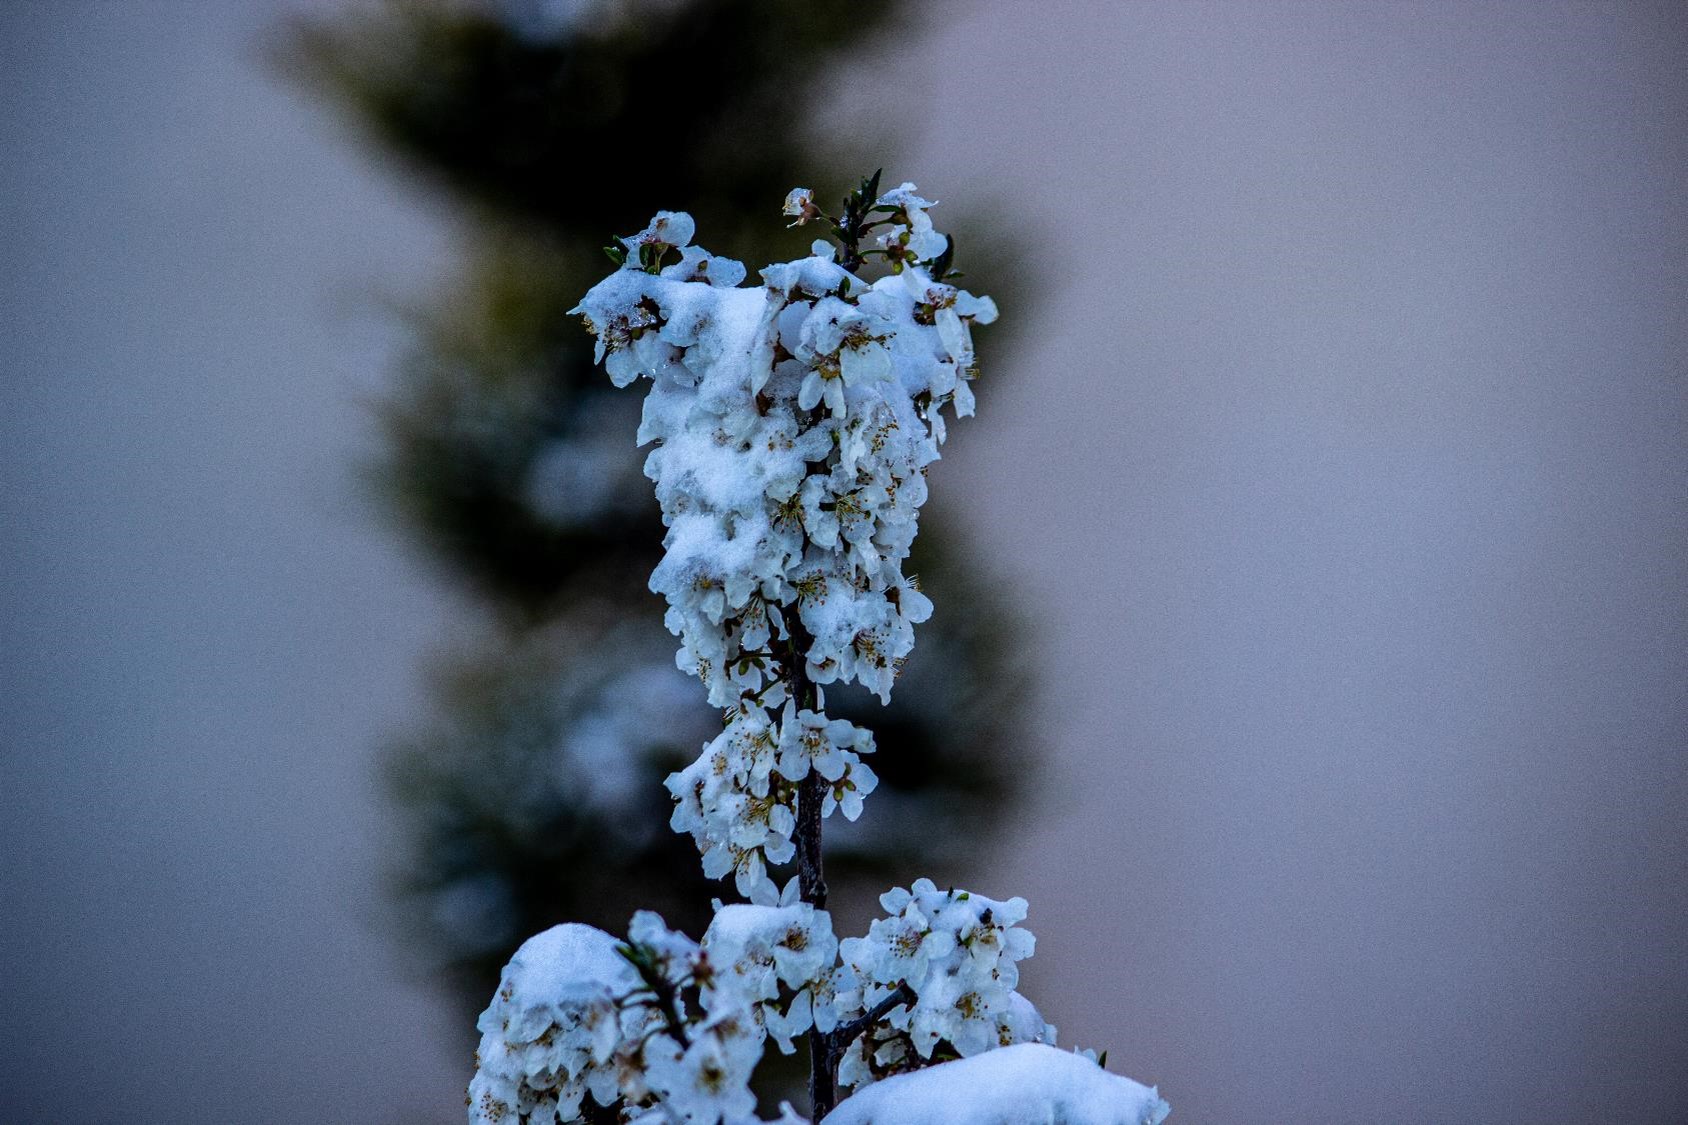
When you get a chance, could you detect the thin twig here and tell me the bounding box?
[618,946,691,1050]
[831,982,916,1049]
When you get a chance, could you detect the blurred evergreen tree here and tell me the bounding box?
[285,0,1026,1033]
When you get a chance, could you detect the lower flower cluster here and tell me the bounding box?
[471,902,829,1125]
[469,880,1058,1125]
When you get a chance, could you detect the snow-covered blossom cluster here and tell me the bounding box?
[469,923,647,1123]
[471,878,1061,1124]
[835,879,1050,1088]
[570,182,993,902]
[576,185,989,709]
[471,899,832,1125]
[468,180,1171,1124]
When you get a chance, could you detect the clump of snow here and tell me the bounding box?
[821,1044,1171,1125]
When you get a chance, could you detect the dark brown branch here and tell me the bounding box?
[831,982,915,1050]
[782,613,843,1115]
[796,772,828,911]
[807,981,916,1117]
[785,617,827,911]
[618,945,690,1050]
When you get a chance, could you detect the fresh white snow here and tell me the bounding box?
[822,1044,1171,1125]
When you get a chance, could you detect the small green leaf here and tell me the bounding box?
[603,244,627,266]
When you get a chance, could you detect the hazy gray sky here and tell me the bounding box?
[891,4,1688,1121]
[1,2,468,1120]
[3,2,1685,1123]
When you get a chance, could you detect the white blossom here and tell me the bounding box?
[781,187,820,227]
[872,183,948,268]
[621,210,696,256]
[642,1013,762,1125]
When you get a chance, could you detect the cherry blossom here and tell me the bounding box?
[468,180,1169,1124]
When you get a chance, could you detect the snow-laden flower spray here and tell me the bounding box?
[467,174,1171,1125]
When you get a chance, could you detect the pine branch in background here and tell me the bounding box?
[280,0,1031,1075]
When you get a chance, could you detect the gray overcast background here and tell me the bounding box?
[2,2,1684,1123]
